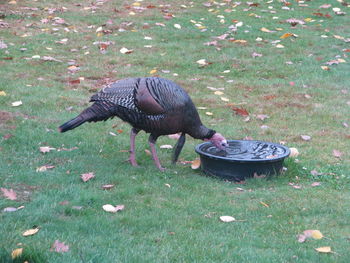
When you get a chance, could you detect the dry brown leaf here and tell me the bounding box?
[22,228,39,236]
[298,230,324,243]
[39,146,56,153]
[311,182,321,187]
[260,201,269,207]
[191,159,201,169]
[102,184,115,190]
[301,135,311,141]
[289,147,299,157]
[80,172,95,182]
[11,248,23,259]
[315,246,332,253]
[160,144,173,149]
[11,101,22,107]
[219,216,236,222]
[102,204,125,213]
[1,188,17,200]
[280,33,297,39]
[120,47,133,54]
[232,107,249,117]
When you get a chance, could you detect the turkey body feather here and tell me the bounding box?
[59,77,228,170]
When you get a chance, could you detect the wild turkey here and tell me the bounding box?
[59,77,228,170]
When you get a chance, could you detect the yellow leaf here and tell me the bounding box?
[337,58,346,63]
[321,66,330,71]
[311,230,324,240]
[233,40,247,43]
[275,44,285,48]
[214,91,224,95]
[11,248,23,259]
[22,228,39,236]
[333,35,344,40]
[260,201,269,207]
[304,18,313,22]
[315,246,332,253]
[0,91,6,96]
[132,2,141,6]
[261,27,272,33]
[149,69,157,74]
[280,33,294,39]
[221,97,230,102]
[191,159,201,170]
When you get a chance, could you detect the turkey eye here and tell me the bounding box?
[221,143,226,146]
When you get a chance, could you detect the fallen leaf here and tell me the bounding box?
[252,52,262,58]
[51,240,69,253]
[149,69,157,74]
[205,112,213,116]
[102,184,115,190]
[80,172,95,182]
[11,101,22,107]
[69,79,80,85]
[315,246,332,253]
[36,164,55,172]
[191,159,201,169]
[102,204,125,213]
[301,135,311,141]
[289,147,299,157]
[196,59,209,66]
[120,47,133,54]
[232,107,249,117]
[160,144,173,149]
[219,216,236,222]
[256,114,269,121]
[332,149,342,158]
[261,27,273,33]
[297,229,324,243]
[275,44,285,48]
[1,188,17,200]
[280,33,297,39]
[214,91,224,95]
[22,228,39,236]
[321,66,330,71]
[311,182,321,187]
[260,201,269,207]
[164,183,171,188]
[0,91,6,96]
[11,248,23,259]
[174,24,181,29]
[320,4,331,9]
[39,146,56,153]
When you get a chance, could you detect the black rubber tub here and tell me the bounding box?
[195,140,290,182]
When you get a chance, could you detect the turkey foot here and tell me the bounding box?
[149,134,165,171]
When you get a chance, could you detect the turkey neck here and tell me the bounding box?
[188,124,215,140]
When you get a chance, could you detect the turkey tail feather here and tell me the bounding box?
[171,133,186,164]
[59,116,86,132]
[59,102,115,133]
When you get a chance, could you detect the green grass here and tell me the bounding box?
[1,0,349,262]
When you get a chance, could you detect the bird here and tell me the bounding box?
[59,77,228,171]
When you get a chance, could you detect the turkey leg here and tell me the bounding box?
[129,128,140,166]
[148,134,165,171]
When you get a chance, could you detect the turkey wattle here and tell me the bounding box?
[59,77,228,170]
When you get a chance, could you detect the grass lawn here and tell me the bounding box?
[0,0,349,262]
